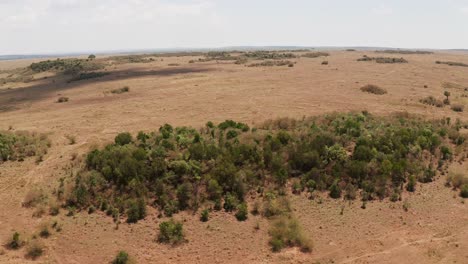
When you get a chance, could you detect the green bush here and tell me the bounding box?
[235,203,248,221]
[461,184,468,198]
[268,216,312,253]
[406,175,416,192]
[126,198,146,223]
[200,209,209,222]
[7,232,23,249]
[158,220,185,245]
[115,132,133,146]
[112,251,130,264]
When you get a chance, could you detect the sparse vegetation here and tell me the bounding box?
[451,104,464,112]
[360,85,387,95]
[420,96,444,108]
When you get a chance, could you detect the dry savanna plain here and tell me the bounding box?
[0,50,467,264]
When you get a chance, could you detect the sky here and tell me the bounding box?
[1,0,468,55]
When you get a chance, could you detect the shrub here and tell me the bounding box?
[360,85,387,95]
[126,198,146,223]
[451,104,464,112]
[57,97,69,103]
[112,86,130,94]
[88,54,96,60]
[329,180,341,199]
[112,251,130,264]
[39,224,50,238]
[115,132,132,146]
[461,184,468,198]
[268,216,312,253]
[406,175,416,192]
[26,240,44,260]
[158,220,185,245]
[6,232,23,249]
[235,203,248,221]
[200,209,209,222]
[223,193,239,212]
[321,61,329,65]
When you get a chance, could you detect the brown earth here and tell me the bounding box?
[0,50,467,264]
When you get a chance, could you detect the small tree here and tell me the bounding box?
[88,54,96,60]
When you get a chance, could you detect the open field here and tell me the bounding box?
[0,50,467,264]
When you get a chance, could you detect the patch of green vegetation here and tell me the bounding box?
[64,113,465,222]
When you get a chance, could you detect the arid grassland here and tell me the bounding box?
[0,50,467,264]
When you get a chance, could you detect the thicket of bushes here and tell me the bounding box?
[435,61,468,67]
[62,113,466,224]
[0,131,50,163]
[30,58,104,74]
[376,50,433,55]
[302,52,329,58]
[358,56,408,64]
[247,60,294,67]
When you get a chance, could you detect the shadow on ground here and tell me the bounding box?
[0,66,214,112]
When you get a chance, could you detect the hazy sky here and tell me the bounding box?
[1,0,468,54]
